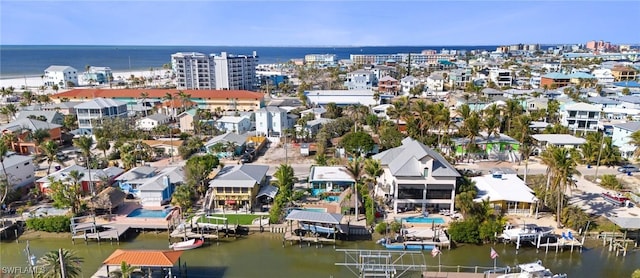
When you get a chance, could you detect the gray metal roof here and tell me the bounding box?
[16,111,63,124]
[45,65,76,72]
[115,166,157,181]
[145,113,169,122]
[209,165,268,188]
[205,132,248,147]
[256,185,278,199]
[75,98,127,109]
[608,217,640,230]
[613,121,640,132]
[373,137,460,177]
[257,106,287,113]
[2,153,33,169]
[0,118,62,132]
[285,210,343,225]
[532,134,586,145]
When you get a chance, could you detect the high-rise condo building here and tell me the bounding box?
[171,51,258,90]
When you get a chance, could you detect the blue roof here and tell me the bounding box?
[613,81,640,88]
[568,72,595,79]
[587,96,620,105]
[542,72,569,79]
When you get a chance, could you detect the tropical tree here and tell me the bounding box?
[31,128,51,155]
[340,131,375,156]
[345,156,364,220]
[0,139,10,205]
[73,136,94,195]
[629,129,640,160]
[96,137,111,159]
[36,249,83,278]
[540,146,580,227]
[109,261,142,278]
[41,141,64,174]
[185,154,219,197]
[363,158,383,192]
[171,183,195,214]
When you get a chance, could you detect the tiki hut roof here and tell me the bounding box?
[339,187,362,209]
[89,187,126,210]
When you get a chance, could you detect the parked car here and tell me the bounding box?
[240,154,253,163]
[617,165,639,173]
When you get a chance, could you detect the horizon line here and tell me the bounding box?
[4,43,636,48]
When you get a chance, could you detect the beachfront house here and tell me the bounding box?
[0,152,36,190]
[136,113,170,131]
[44,65,78,88]
[373,137,460,213]
[308,166,356,197]
[75,98,128,135]
[137,167,185,207]
[472,171,538,216]
[208,164,269,210]
[560,102,601,134]
[0,118,63,155]
[82,66,113,85]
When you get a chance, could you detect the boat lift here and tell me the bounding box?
[335,249,426,278]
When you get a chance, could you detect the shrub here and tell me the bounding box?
[448,219,481,244]
[375,222,388,235]
[389,221,402,233]
[599,175,622,191]
[26,216,71,233]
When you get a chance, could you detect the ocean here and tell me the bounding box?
[0,45,508,78]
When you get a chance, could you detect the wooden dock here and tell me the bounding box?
[283,231,336,247]
[169,227,219,240]
[423,272,502,278]
[71,224,131,244]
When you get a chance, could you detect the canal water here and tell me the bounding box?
[1,233,638,277]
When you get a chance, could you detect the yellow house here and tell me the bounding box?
[208,165,269,210]
[471,172,539,216]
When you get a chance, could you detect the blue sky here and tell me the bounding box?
[1,1,638,46]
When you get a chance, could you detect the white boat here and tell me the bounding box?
[497,260,567,278]
[169,238,204,251]
[300,223,336,234]
[501,224,554,241]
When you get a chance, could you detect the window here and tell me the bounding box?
[24,162,30,166]
[423,168,429,178]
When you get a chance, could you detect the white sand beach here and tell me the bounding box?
[0,68,173,94]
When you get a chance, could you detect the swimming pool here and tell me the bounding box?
[324,196,340,202]
[127,208,172,218]
[401,216,445,224]
[288,207,328,214]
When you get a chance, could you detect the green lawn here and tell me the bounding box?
[198,214,262,225]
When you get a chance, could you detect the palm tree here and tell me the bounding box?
[412,100,430,138]
[95,137,111,159]
[272,164,295,193]
[345,156,364,220]
[225,141,237,158]
[177,91,192,114]
[31,128,51,155]
[35,249,83,278]
[0,139,10,205]
[461,112,481,161]
[629,130,640,160]
[540,146,579,228]
[41,141,65,174]
[4,103,18,121]
[363,158,383,193]
[73,136,94,195]
[109,261,142,278]
[140,92,149,117]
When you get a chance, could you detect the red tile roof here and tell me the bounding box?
[51,89,265,100]
[103,249,183,267]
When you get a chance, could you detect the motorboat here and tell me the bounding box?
[300,223,337,234]
[501,224,554,242]
[169,238,204,251]
[601,192,630,207]
[496,260,567,278]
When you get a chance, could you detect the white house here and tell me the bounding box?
[216,115,251,133]
[300,107,326,119]
[1,153,35,189]
[136,113,170,131]
[472,172,538,216]
[44,65,78,88]
[305,90,390,107]
[561,102,602,133]
[400,76,419,95]
[612,122,640,159]
[489,69,513,87]
[592,69,615,85]
[372,137,460,213]
[344,69,376,90]
[75,98,128,135]
[255,106,291,137]
[137,167,185,207]
[426,74,445,92]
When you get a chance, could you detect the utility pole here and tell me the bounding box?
[59,248,67,278]
[25,241,35,278]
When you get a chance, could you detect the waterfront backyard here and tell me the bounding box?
[1,233,639,278]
